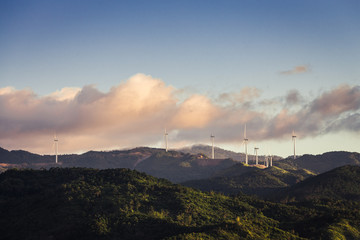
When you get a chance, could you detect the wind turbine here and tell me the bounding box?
[164,128,168,152]
[254,146,259,165]
[53,133,59,164]
[243,124,249,165]
[210,133,215,159]
[292,130,296,159]
[268,147,273,167]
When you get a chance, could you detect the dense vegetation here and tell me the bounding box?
[1,147,360,239]
[273,165,360,202]
[183,164,315,197]
[0,168,301,239]
[1,167,360,239]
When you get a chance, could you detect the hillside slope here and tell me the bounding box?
[0,168,301,240]
[135,150,237,182]
[183,164,315,196]
[274,165,360,202]
[1,167,360,239]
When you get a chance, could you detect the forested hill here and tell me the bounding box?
[183,164,315,197]
[1,167,360,239]
[0,167,300,240]
[273,165,360,202]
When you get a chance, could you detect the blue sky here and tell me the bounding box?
[0,0,359,157]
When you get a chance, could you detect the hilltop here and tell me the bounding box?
[179,144,283,162]
[179,144,246,161]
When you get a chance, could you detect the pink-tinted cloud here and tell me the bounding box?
[309,85,360,116]
[280,65,309,75]
[0,74,359,154]
[171,95,220,128]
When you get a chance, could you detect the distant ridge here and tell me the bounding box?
[274,151,360,174]
[1,146,359,184]
[0,146,238,182]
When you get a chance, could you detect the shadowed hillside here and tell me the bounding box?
[273,165,360,202]
[183,164,315,196]
[135,150,237,182]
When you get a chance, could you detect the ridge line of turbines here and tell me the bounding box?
[164,125,297,167]
[52,126,297,165]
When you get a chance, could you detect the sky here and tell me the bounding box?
[0,0,359,157]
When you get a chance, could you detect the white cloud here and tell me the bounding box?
[47,87,81,101]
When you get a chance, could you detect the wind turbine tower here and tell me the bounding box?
[265,156,269,167]
[210,133,215,159]
[292,130,296,159]
[243,124,249,165]
[254,146,259,165]
[54,134,58,164]
[268,148,273,167]
[164,129,169,152]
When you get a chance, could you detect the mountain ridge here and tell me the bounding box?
[1,146,359,185]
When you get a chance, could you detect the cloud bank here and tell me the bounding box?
[0,73,359,154]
